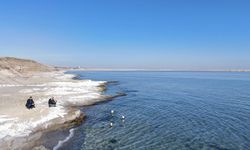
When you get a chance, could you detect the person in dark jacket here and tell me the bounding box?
[26,96,35,109]
[48,97,57,107]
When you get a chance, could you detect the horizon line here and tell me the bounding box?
[61,67,250,72]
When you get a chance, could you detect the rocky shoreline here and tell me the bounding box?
[0,57,109,149]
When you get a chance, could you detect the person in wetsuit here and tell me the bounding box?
[26,96,35,109]
[48,97,57,107]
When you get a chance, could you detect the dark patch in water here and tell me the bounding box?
[208,144,231,150]
[107,81,119,83]
[124,90,139,93]
[109,139,118,144]
[91,92,127,106]
[113,92,127,98]
[107,81,120,85]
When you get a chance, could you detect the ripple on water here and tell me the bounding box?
[55,71,250,150]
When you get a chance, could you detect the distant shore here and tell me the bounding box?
[66,68,250,72]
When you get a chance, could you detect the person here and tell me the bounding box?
[26,96,35,109]
[48,97,57,107]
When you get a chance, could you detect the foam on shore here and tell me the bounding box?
[53,128,75,150]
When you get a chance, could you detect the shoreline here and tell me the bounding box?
[0,70,109,150]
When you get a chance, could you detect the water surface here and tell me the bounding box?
[60,71,250,150]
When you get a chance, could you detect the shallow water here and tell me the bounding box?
[57,71,250,150]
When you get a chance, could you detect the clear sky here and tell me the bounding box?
[0,0,249,70]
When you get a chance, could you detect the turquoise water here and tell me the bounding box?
[59,71,250,150]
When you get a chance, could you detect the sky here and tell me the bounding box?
[0,0,249,70]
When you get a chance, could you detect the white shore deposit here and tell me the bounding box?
[0,57,107,149]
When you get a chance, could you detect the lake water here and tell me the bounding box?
[56,71,250,150]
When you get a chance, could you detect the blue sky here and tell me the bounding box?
[0,0,249,70]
